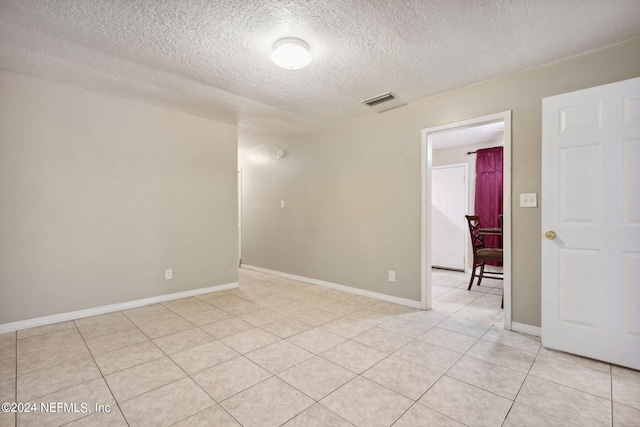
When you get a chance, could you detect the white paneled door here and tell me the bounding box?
[541,77,640,370]
[432,164,467,270]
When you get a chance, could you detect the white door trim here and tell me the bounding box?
[432,163,468,271]
[238,168,242,267]
[421,111,512,331]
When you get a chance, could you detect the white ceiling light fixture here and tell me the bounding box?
[271,37,312,70]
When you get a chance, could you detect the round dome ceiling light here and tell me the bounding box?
[271,37,312,70]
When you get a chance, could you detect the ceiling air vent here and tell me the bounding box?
[364,92,395,107]
[362,92,407,113]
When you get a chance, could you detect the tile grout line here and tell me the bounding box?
[74,318,131,427]
[361,314,457,424]
[499,338,542,426]
[373,314,474,426]
[257,270,481,425]
[155,288,320,426]
[12,320,132,426]
[393,317,534,426]
[14,324,98,424]
[610,364,614,427]
[422,324,506,425]
[505,341,611,425]
[296,321,431,426]
[202,276,341,425]
[13,330,17,427]
[12,272,429,425]
[88,307,228,424]
[524,350,615,401]
[112,306,233,427]
[109,304,243,426]
[249,278,435,425]
[12,270,553,427]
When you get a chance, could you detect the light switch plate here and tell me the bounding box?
[520,193,538,208]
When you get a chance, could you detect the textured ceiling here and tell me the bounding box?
[1,0,639,150]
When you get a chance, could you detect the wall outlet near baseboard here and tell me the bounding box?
[165,269,173,280]
[388,270,396,282]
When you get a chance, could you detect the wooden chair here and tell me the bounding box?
[465,215,503,293]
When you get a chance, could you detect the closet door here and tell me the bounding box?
[432,164,467,271]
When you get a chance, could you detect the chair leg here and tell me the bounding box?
[467,265,476,290]
[476,264,485,287]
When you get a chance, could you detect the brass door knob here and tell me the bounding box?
[545,231,557,240]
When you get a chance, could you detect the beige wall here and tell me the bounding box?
[240,38,640,326]
[0,70,238,324]
[241,108,419,300]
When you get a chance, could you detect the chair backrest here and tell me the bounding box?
[465,215,485,251]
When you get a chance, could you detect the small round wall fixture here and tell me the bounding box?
[276,149,287,159]
[271,37,312,70]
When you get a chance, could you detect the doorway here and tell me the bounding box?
[421,112,512,330]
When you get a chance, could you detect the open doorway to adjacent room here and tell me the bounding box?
[421,112,512,330]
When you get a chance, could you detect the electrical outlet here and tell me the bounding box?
[388,270,396,282]
[280,200,285,208]
[165,269,173,280]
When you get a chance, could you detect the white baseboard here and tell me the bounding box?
[0,282,239,334]
[241,264,422,309]
[511,321,541,337]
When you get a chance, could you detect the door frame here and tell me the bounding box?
[431,163,469,272]
[420,111,513,331]
[238,168,242,267]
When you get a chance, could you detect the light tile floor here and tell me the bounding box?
[0,268,638,426]
[431,268,504,326]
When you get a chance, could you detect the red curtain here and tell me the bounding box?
[474,147,503,250]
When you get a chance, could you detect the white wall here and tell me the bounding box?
[0,70,238,324]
